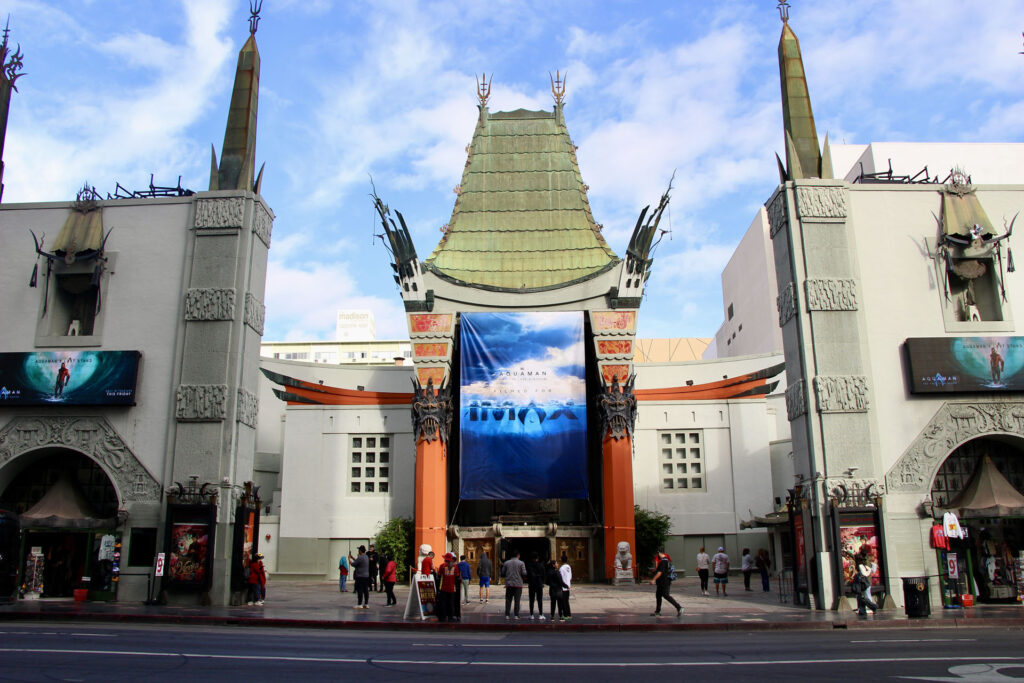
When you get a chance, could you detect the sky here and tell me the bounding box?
[3,0,1023,343]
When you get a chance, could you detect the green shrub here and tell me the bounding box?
[373,516,414,582]
[634,505,672,578]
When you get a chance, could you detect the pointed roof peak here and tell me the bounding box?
[777,1,790,24]
[776,5,830,181]
[248,0,262,36]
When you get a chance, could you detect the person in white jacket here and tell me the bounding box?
[558,555,573,621]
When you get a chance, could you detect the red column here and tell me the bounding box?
[414,437,447,557]
[602,431,636,580]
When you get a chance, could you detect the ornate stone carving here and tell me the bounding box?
[237,388,258,428]
[777,282,796,327]
[805,278,858,311]
[795,186,847,220]
[597,375,637,440]
[825,477,885,508]
[813,375,869,413]
[244,293,265,335]
[767,192,787,238]
[411,378,453,444]
[252,202,272,247]
[886,402,1024,492]
[175,384,228,422]
[185,288,236,321]
[614,541,633,569]
[786,380,806,421]
[194,198,245,228]
[0,416,161,503]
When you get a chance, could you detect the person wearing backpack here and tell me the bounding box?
[649,549,682,617]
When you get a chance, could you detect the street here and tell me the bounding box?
[0,623,1022,681]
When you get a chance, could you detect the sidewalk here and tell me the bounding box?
[2,576,1022,632]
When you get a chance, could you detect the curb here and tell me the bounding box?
[2,610,1023,633]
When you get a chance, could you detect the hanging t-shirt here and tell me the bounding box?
[930,524,950,550]
[943,512,964,539]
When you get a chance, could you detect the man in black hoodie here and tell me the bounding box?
[526,551,546,620]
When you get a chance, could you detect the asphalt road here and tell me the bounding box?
[0,623,1022,681]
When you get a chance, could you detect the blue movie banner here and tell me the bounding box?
[0,351,141,406]
[459,312,588,500]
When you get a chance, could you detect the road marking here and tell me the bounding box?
[412,644,542,648]
[851,639,977,644]
[0,649,1021,668]
[70,633,117,638]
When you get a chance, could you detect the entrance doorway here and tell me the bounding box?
[500,537,550,564]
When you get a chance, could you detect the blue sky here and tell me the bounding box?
[4,1,1023,342]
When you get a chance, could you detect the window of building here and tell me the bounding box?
[34,254,118,347]
[659,430,705,492]
[349,435,391,494]
[727,303,734,320]
[127,527,158,567]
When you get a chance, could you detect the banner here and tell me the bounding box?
[459,312,588,500]
[905,337,1024,393]
[0,351,141,406]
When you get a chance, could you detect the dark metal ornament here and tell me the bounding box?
[597,374,637,441]
[411,377,453,444]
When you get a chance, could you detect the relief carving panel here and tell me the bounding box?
[252,203,273,247]
[237,388,258,428]
[185,288,236,321]
[175,384,228,422]
[786,380,806,421]
[777,282,796,327]
[767,192,787,238]
[244,293,265,335]
[804,278,858,312]
[813,375,869,413]
[195,198,245,228]
[795,186,848,220]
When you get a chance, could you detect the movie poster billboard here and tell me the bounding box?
[164,504,216,590]
[459,312,588,500]
[905,337,1024,393]
[0,350,141,406]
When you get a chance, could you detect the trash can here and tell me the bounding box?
[902,576,930,618]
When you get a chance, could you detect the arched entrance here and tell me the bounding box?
[0,447,121,599]
[929,435,1024,604]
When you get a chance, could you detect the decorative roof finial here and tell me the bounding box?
[777,1,790,23]
[476,73,491,107]
[248,0,262,35]
[0,16,25,90]
[550,70,566,106]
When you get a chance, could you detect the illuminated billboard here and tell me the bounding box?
[905,337,1024,393]
[0,351,141,406]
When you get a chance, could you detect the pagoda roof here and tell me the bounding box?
[423,106,619,291]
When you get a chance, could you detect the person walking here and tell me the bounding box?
[711,546,730,597]
[558,555,573,621]
[526,551,546,620]
[544,559,567,621]
[457,554,472,605]
[477,550,492,603]
[349,545,371,609]
[500,550,527,621]
[381,554,397,606]
[246,552,266,605]
[853,546,879,616]
[741,548,754,591]
[367,544,380,592]
[650,549,682,617]
[756,548,771,592]
[696,546,711,596]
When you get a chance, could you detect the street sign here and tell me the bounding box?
[947,555,959,579]
[155,552,165,577]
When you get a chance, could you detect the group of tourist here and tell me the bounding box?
[343,545,397,608]
[694,546,772,597]
[497,550,574,622]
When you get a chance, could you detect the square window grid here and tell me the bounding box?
[350,434,392,495]
[659,430,706,492]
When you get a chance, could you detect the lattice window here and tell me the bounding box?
[349,435,391,494]
[658,430,705,492]
[931,438,1024,507]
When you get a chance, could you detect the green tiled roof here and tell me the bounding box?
[424,106,619,290]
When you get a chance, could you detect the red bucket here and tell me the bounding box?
[960,594,974,607]
[73,589,88,602]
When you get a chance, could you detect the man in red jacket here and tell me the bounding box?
[247,552,266,605]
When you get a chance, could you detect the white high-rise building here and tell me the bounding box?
[335,309,376,341]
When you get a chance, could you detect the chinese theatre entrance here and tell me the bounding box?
[930,436,1024,604]
[0,448,121,599]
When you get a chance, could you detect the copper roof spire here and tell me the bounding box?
[776,2,831,181]
[210,1,262,192]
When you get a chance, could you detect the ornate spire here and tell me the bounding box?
[550,70,566,107]
[210,2,261,192]
[776,3,830,181]
[476,73,491,107]
[0,16,25,202]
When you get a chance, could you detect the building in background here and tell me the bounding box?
[335,309,376,342]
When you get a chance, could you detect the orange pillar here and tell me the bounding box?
[602,431,636,580]
[414,437,447,557]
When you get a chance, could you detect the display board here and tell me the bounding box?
[905,337,1024,393]
[459,312,588,500]
[0,350,141,406]
[164,504,216,590]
